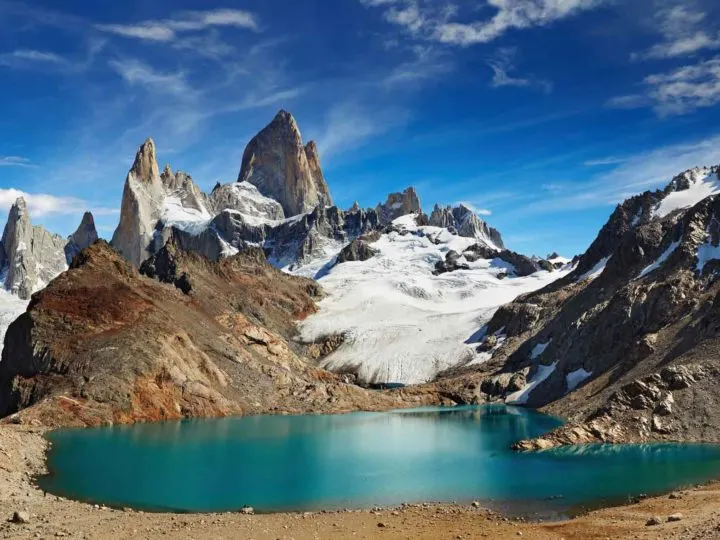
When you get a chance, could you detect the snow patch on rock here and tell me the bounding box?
[505,362,558,405]
[566,367,593,392]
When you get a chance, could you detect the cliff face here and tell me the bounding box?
[111,138,166,267]
[0,242,424,427]
[238,111,333,217]
[0,198,68,300]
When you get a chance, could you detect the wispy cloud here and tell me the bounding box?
[360,0,608,46]
[0,156,35,168]
[515,134,720,215]
[583,156,629,166]
[487,47,552,92]
[109,59,194,98]
[0,48,66,69]
[313,102,411,159]
[435,0,608,45]
[96,8,258,42]
[608,56,720,115]
[633,5,720,60]
[382,44,452,87]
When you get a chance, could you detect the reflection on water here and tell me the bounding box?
[38,406,720,515]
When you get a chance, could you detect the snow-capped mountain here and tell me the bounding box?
[102,109,569,385]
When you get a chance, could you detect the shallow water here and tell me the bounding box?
[39,406,720,515]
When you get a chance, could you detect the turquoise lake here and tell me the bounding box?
[39,406,720,516]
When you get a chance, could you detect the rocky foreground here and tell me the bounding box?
[3,424,720,540]
[0,240,441,427]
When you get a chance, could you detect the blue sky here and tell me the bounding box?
[1,0,720,257]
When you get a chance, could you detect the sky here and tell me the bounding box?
[1,0,720,257]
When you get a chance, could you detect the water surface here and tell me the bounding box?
[39,406,720,515]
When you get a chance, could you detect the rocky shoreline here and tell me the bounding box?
[3,424,720,539]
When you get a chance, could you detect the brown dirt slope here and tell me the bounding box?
[0,241,434,428]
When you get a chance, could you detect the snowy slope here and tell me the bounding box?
[654,168,720,219]
[294,214,570,385]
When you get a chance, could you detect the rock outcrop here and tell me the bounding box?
[0,242,426,427]
[238,110,333,217]
[336,239,378,264]
[209,182,285,220]
[376,188,421,225]
[111,138,166,267]
[433,164,720,446]
[65,211,98,263]
[160,165,211,217]
[429,204,505,248]
[0,198,68,300]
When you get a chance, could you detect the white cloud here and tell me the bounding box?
[96,8,258,42]
[487,47,552,92]
[0,189,116,218]
[608,56,720,116]
[109,59,193,97]
[434,0,607,45]
[634,5,720,60]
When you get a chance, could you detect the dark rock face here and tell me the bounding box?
[433,250,470,275]
[376,187,421,225]
[65,212,98,264]
[434,163,720,447]
[460,244,545,277]
[238,110,333,217]
[336,239,378,264]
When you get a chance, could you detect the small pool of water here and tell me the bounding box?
[38,406,720,515]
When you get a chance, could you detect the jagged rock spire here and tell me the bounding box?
[65,211,98,263]
[238,110,333,217]
[111,138,166,267]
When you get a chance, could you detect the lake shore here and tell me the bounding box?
[2,425,720,539]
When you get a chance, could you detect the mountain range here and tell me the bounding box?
[0,109,718,447]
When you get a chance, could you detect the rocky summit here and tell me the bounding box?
[111,138,167,267]
[238,110,333,217]
[0,198,95,301]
